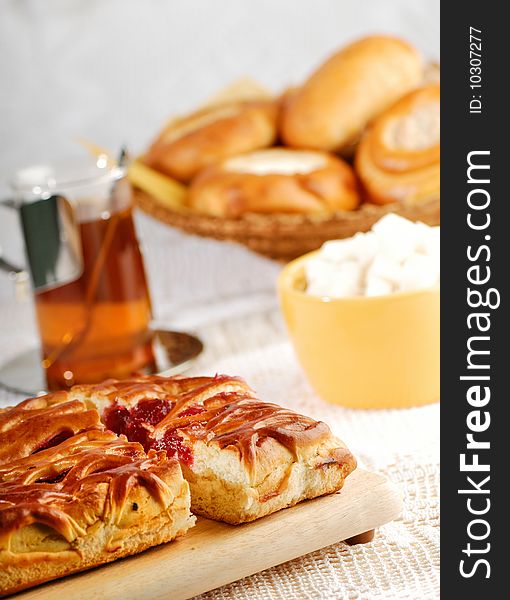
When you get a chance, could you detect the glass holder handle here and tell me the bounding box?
[0,248,30,302]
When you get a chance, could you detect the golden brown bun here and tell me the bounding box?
[355,84,440,205]
[144,99,278,182]
[280,35,423,152]
[187,148,360,217]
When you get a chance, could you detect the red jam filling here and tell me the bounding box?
[152,431,193,466]
[36,467,71,485]
[103,399,172,444]
[126,399,173,448]
[33,430,74,454]
[103,404,130,437]
[131,399,172,425]
[125,421,150,448]
[103,399,193,464]
[176,405,206,418]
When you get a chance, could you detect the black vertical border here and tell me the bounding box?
[441,2,505,597]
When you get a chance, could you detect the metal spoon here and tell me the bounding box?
[0,329,204,398]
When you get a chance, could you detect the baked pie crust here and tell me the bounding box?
[0,395,194,596]
[72,374,357,524]
[0,374,356,595]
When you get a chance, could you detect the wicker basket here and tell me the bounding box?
[134,190,440,261]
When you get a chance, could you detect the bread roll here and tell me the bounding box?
[355,84,440,205]
[187,148,360,217]
[280,35,423,152]
[144,100,278,182]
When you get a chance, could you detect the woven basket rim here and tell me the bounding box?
[134,189,440,260]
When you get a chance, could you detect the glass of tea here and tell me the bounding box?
[6,156,156,390]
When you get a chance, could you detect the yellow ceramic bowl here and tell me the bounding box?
[278,251,440,409]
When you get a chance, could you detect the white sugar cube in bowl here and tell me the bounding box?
[278,214,440,409]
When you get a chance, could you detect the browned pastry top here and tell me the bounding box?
[0,374,354,543]
[158,396,335,466]
[0,393,101,465]
[72,374,217,407]
[71,375,352,472]
[0,400,181,547]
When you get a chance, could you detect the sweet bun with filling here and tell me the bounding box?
[187,148,360,217]
[355,84,440,205]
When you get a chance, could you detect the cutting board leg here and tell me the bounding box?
[345,529,375,545]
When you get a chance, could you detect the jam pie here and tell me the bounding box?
[0,394,194,596]
[0,374,356,595]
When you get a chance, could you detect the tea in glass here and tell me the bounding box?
[12,159,155,390]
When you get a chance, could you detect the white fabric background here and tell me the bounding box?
[0,2,440,598]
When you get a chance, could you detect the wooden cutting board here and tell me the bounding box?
[16,469,401,600]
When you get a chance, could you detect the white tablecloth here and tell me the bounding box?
[0,214,439,600]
